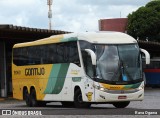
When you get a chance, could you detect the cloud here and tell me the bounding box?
[0,0,49,28]
[76,0,150,6]
[0,0,151,32]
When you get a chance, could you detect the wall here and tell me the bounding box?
[99,18,128,33]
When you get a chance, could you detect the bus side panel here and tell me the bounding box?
[61,63,84,101]
[43,63,70,101]
[145,70,160,86]
[12,64,53,100]
[12,78,23,100]
[43,63,82,101]
[143,60,160,87]
[67,65,95,102]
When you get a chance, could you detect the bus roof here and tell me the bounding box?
[13,31,137,48]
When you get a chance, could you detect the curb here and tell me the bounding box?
[0,98,5,101]
[0,97,13,101]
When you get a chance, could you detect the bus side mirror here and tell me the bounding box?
[140,48,150,64]
[84,49,97,65]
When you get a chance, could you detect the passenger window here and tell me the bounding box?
[13,41,80,66]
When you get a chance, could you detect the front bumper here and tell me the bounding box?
[94,89,144,102]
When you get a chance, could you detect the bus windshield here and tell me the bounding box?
[95,44,142,84]
[80,41,142,84]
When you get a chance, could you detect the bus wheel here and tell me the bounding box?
[23,89,30,107]
[112,101,130,108]
[61,102,74,107]
[74,89,91,108]
[30,89,38,107]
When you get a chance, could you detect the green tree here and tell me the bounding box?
[127,0,160,41]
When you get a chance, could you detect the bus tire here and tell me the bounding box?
[30,89,38,107]
[112,101,130,108]
[74,89,91,108]
[23,89,30,107]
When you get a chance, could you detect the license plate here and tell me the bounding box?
[118,96,127,99]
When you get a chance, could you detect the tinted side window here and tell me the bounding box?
[57,43,65,63]
[68,42,80,65]
[13,41,80,66]
[13,48,28,66]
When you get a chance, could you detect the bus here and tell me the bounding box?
[12,32,150,108]
[144,58,160,87]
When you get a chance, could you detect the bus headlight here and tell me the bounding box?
[99,87,105,91]
[136,85,144,91]
[93,84,106,91]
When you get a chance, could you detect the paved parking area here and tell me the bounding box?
[0,88,159,117]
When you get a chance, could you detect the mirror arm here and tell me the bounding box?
[140,48,150,64]
[84,49,97,65]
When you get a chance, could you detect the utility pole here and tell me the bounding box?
[47,0,52,30]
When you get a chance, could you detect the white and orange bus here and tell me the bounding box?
[12,32,150,108]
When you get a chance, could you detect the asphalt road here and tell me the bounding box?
[0,88,160,117]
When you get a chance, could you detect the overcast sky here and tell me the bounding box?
[0,0,151,32]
